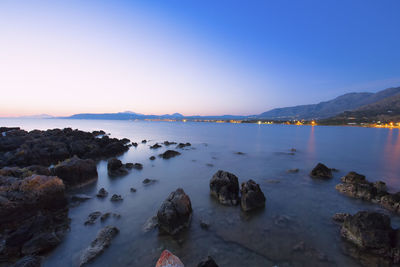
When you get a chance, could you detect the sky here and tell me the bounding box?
[1,0,400,117]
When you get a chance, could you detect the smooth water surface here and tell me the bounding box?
[2,119,400,267]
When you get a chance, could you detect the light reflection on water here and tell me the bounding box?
[1,119,400,266]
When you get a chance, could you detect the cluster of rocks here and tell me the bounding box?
[84,211,120,225]
[335,171,400,213]
[107,158,142,177]
[333,211,400,265]
[0,174,69,266]
[155,250,219,267]
[210,170,266,211]
[0,128,130,168]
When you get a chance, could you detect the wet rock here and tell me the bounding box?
[310,163,332,179]
[159,150,181,159]
[100,212,120,222]
[142,215,158,232]
[157,188,192,235]
[164,141,177,146]
[332,213,351,223]
[287,168,299,173]
[11,255,41,267]
[53,156,98,188]
[142,178,157,185]
[149,156,156,160]
[79,226,119,266]
[84,211,102,225]
[150,143,162,149]
[210,170,240,205]
[197,256,219,267]
[107,158,129,176]
[240,180,266,212]
[110,194,123,202]
[176,142,191,149]
[155,250,184,267]
[132,163,143,170]
[131,142,138,147]
[141,140,147,144]
[96,188,108,198]
[130,187,137,192]
[234,151,245,155]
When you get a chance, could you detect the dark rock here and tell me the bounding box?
[206,163,214,167]
[149,156,156,160]
[287,168,299,173]
[197,256,219,267]
[96,188,108,198]
[157,188,192,235]
[132,142,138,147]
[163,141,177,146]
[110,194,123,202]
[125,163,134,169]
[150,143,162,149]
[332,213,351,223]
[107,158,129,176]
[290,148,297,152]
[380,193,400,213]
[92,130,105,136]
[79,226,119,266]
[132,163,143,170]
[209,170,240,205]
[141,140,147,143]
[176,143,191,149]
[84,211,102,225]
[142,178,157,185]
[310,163,332,178]
[53,156,98,188]
[142,215,158,232]
[130,187,137,192]
[159,150,181,159]
[234,151,245,155]
[240,179,266,211]
[11,255,41,267]
[21,231,61,255]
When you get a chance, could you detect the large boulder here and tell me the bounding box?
[53,156,98,188]
[310,163,332,179]
[210,170,240,205]
[240,180,266,211]
[157,188,192,235]
[79,226,119,266]
[155,250,184,267]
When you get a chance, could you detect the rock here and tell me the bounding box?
[340,211,394,252]
[200,219,210,229]
[157,188,192,235]
[11,255,41,267]
[149,156,156,160]
[130,187,137,192]
[110,194,123,202]
[160,150,181,159]
[107,158,129,176]
[96,188,108,198]
[197,256,218,267]
[141,140,147,144]
[84,211,102,225]
[131,142,138,147]
[287,168,299,173]
[155,250,184,267]
[380,193,400,213]
[240,180,266,212]
[132,163,143,170]
[100,213,120,222]
[209,170,240,205]
[142,178,157,185]
[310,163,332,179]
[142,215,158,232]
[332,213,351,223]
[53,156,98,188]
[150,143,162,149]
[21,231,61,255]
[164,141,177,146]
[290,148,297,152]
[79,226,119,266]
[176,143,191,149]
[206,163,214,167]
[234,151,245,155]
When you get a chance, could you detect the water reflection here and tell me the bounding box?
[383,129,400,188]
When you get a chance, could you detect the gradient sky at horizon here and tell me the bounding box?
[1,0,400,117]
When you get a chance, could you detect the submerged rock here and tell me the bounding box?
[79,226,119,266]
[100,212,120,222]
[141,140,147,144]
[197,256,219,267]
[149,156,156,160]
[164,141,177,146]
[84,211,102,225]
[142,178,157,185]
[96,188,108,198]
[160,150,181,159]
[240,180,266,212]
[210,170,240,205]
[157,188,192,235]
[310,163,332,179]
[110,194,123,202]
[176,143,191,149]
[150,143,162,149]
[287,168,299,173]
[155,250,184,267]
[53,156,98,188]
[131,142,138,147]
[130,187,137,192]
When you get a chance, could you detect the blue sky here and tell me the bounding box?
[1,0,399,116]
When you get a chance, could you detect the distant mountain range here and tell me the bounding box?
[258,86,400,120]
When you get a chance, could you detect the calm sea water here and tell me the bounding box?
[2,118,400,267]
